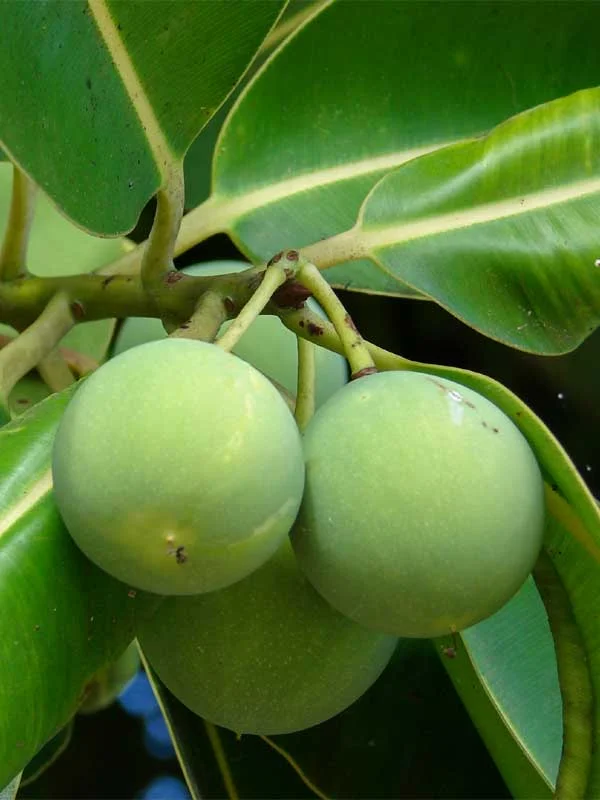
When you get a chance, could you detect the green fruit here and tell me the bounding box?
[137,540,397,735]
[52,339,305,596]
[292,371,545,638]
[113,260,347,406]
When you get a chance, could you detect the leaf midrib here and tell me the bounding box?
[0,469,53,540]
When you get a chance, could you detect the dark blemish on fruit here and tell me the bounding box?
[127,589,137,598]
[70,300,85,320]
[299,320,305,328]
[492,427,499,434]
[307,321,324,336]
[165,270,184,285]
[267,251,283,266]
[426,377,448,393]
[101,275,116,288]
[224,297,235,314]
[285,249,299,262]
[175,546,187,564]
[351,366,377,381]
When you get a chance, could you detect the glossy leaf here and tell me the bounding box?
[438,579,559,799]
[183,0,318,210]
[441,505,600,799]
[0,388,158,788]
[351,87,600,354]
[178,0,600,296]
[141,641,510,799]
[0,163,124,362]
[20,723,73,788]
[0,2,285,234]
[0,774,20,800]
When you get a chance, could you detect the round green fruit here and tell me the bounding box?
[292,371,545,638]
[113,260,347,406]
[52,339,305,595]
[137,540,397,735]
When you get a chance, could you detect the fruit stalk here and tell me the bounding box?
[0,292,75,419]
[169,290,228,342]
[215,254,292,352]
[294,259,376,380]
[294,335,316,430]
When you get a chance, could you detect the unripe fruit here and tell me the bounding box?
[292,371,545,638]
[113,261,347,406]
[137,540,397,735]
[52,339,305,595]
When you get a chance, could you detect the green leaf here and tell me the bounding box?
[141,641,511,799]
[0,388,159,788]
[438,579,559,798]
[183,0,322,210]
[20,722,73,788]
[351,87,600,354]
[0,1,286,235]
[181,0,600,296]
[0,162,125,362]
[0,774,20,800]
[440,505,600,799]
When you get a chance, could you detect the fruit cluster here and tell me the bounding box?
[52,308,545,736]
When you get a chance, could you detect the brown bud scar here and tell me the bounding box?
[272,281,312,309]
[70,300,85,320]
[165,270,184,285]
[306,321,324,336]
[267,251,283,266]
[285,250,299,262]
[351,366,378,381]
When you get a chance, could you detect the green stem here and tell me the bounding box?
[294,336,316,431]
[0,167,37,281]
[0,270,259,332]
[259,735,330,800]
[295,260,376,379]
[169,290,227,342]
[37,350,76,392]
[204,722,239,800]
[141,166,184,301]
[533,550,592,799]
[215,260,289,353]
[0,292,75,415]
